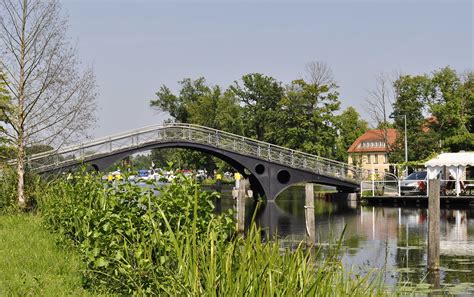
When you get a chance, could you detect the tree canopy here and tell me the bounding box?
[390,67,474,162]
[149,65,367,170]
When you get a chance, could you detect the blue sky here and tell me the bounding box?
[62,0,473,138]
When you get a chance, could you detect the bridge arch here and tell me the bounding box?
[63,141,356,201]
[28,124,362,201]
[89,141,267,198]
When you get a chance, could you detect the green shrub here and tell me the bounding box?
[39,171,234,294]
[0,168,17,211]
[39,171,385,295]
[0,167,42,212]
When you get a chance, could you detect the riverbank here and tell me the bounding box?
[0,215,92,296]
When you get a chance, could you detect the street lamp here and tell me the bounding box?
[390,114,408,177]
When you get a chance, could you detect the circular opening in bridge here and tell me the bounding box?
[277,170,290,184]
[255,164,265,175]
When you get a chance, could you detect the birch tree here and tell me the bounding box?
[0,0,97,207]
[364,72,395,153]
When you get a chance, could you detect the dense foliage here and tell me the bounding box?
[150,66,473,170]
[0,168,42,211]
[391,68,474,162]
[39,172,233,293]
[150,68,367,171]
[37,172,383,295]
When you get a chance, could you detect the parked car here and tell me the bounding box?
[400,171,428,196]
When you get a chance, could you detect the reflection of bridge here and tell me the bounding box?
[26,123,366,201]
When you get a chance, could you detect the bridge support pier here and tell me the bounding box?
[305,183,316,246]
[243,160,358,202]
[235,179,248,233]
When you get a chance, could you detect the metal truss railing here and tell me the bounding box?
[24,123,369,183]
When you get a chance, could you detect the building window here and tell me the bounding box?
[384,154,388,164]
[374,154,378,164]
[367,154,371,164]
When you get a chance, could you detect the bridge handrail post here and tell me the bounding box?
[215,131,219,147]
[291,150,294,167]
[267,144,271,161]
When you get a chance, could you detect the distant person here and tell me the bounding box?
[214,173,222,193]
[234,172,241,190]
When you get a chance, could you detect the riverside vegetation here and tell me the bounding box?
[0,170,386,295]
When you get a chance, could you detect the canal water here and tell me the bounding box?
[217,185,474,294]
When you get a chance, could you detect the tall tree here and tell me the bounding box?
[304,61,335,87]
[230,73,284,141]
[427,67,474,151]
[270,78,341,158]
[391,74,432,162]
[0,0,97,207]
[335,107,368,162]
[151,77,209,123]
[364,72,396,157]
[391,67,474,162]
[150,78,244,171]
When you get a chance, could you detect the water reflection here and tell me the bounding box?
[216,185,474,293]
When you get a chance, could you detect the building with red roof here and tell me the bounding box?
[347,129,398,174]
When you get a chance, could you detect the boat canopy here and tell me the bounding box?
[425,152,474,195]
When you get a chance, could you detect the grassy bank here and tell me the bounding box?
[0,215,92,296]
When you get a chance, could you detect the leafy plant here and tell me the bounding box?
[38,171,385,295]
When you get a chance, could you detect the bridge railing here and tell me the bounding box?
[23,123,369,182]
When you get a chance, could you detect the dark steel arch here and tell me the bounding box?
[53,140,358,201]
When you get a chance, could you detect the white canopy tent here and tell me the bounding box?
[425,152,474,196]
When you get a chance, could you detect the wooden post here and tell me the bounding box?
[236,179,247,233]
[305,183,316,246]
[428,179,440,271]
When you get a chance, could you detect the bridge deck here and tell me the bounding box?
[21,123,368,186]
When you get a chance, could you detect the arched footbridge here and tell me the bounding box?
[26,123,368,201]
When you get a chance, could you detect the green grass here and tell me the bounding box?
[0,214,93,296]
